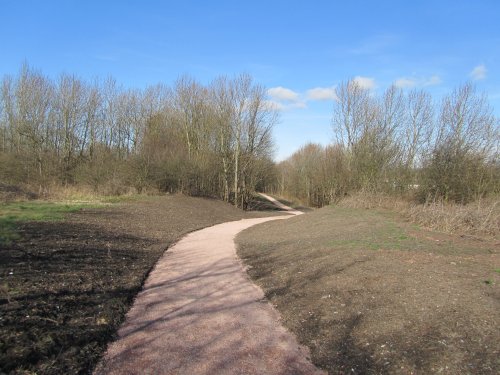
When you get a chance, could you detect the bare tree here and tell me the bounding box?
[332,79,400,191]
[403,89,434,169]
[14,64,54,187]
[54,74,88,183]
[422,83,499,203]
[332,79,377,149]
[210,76,235,202]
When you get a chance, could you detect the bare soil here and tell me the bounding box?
[237,205,500,375]
[0,194,272,375]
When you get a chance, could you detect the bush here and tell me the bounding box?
[419,144,498,204]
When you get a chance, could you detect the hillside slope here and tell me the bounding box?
[237,205,500,374]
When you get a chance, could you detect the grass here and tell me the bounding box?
[237,205,500,374]
[0,201,100,244]
[325,214,413,251]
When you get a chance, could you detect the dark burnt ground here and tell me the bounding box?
[237,205,500,375]
[0,194,272,375]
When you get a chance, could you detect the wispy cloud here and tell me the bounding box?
[292,101,307,109]
[267,100,307,110]
[306,86,338,101]
[353,76,376,90]
[264,100,285,111]
[423,75,442,86]
[394,77,417,88]
[393,75,442,88]
[470,64,487,81]
[267,86,300,101]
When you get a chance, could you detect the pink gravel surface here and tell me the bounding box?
[94,202,325,374]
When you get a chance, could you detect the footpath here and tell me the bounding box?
[95,195,324,375]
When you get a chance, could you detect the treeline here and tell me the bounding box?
[0,64,277,208]
[2,65,498,209]
[276,80,499,207]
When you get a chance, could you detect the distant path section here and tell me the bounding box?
[258,193,303,215]
[95,198,324,374]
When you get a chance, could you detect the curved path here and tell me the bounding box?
[95,197,325,375]
[258,193,303,215]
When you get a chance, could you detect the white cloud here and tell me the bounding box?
[353,76,376,90]
[267,86,307,110]
[267,86,300,101]
[470,64,487,81]
[306,87,338,101]
[394,77,417,88]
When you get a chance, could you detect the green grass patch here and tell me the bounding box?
[0,201,100,244]
[0,201,97,221]
[100,194,147,204]
[325,217,417,251]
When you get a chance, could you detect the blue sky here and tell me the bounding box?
[1,0,499,160]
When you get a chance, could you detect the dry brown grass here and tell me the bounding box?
[45,184,144,201]
[2,183,157,205]
[339,191,500,239]
[0,183,38,202]
[406,199,500,238]
[338,191,411,211]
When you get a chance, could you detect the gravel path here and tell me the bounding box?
[95,198,324,374]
